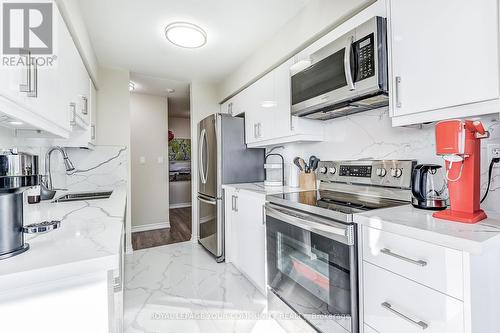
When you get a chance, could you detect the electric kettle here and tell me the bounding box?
[411,164,448,210]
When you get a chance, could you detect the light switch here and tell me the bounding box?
[139,156,146,164]
[157,156,164,164]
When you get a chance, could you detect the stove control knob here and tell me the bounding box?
[376,168,387,177]
[328,167,337,175]
[319,167,328,174]
[391,168,403,178]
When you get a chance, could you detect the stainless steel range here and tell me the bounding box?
[265,160,416,333]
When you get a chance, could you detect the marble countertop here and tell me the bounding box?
[354,205,500,254]
[222,182,312,196]
[0,185,126,290]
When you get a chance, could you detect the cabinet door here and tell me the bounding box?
[244,71,274,144]
[273,59,293,138]
[390,0,499,117]
[235,192,266,294]
[90,81,97,144]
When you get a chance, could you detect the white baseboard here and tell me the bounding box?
[170,202,192,209]
[132,221,170,233]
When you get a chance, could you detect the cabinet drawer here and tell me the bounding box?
[362,226,463,300]
[363,262,464,333]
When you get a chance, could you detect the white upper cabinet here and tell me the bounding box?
[389,0,500,125]
[232,58,324,148]
[0,2,93,139]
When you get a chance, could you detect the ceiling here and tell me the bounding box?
[78,0,311,83]
[130,73,190,118]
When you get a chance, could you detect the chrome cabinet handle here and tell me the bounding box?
[228,102,233,115]
[19,51,31,93]
[380,248,427,267]
[69,102,77,126]
[395,76,402,107]
[81,96,88,115]
[344,35,355,91]
[254,123,258,138]
[381,302,429,330]
[233,195,238,212]
[231,195,236,211]
[91,124,96,140]
[27,59,37,98]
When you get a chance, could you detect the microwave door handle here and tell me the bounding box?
[344,36,355,91]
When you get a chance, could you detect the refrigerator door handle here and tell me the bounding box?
[199,129,208,184]
[197,195,217,205]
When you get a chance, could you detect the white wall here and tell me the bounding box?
[190,81,221,242]
[130,93,169,230]
[168,117,190,139]
[218,0,373,100]
[96,67,132,251]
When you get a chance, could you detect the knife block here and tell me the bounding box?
[299,172,316,190]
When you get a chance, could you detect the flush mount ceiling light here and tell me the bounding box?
[165,22,207,48]
[129,81,136,91]
[8,121,23,126]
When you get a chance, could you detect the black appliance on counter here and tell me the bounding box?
[265,160,416,333]
[411,164,448,210]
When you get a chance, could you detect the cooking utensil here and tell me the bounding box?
[298,158,307,173]
[309,156,320,172]
[293,157,304,172]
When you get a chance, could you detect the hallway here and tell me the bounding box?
[132,208,192,250]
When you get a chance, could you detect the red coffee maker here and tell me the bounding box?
[433,119,488,224]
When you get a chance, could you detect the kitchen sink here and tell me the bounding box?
[53,190,113,203]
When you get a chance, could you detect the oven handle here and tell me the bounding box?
[265,204,354,246]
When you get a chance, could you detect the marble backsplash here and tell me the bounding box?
[277,108,500,213]
[50,146,128,192]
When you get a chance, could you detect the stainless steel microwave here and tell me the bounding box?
[291,17,388,120]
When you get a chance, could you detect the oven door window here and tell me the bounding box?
[266,215,354,330]
[291,49,348,106]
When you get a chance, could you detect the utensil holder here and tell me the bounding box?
[299,172,316,190]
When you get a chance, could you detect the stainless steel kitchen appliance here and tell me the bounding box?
[291,16,388,120]
[265,160,416,333]
[411,164,448,210]
[198,113,265,262]
[0,150,40,259]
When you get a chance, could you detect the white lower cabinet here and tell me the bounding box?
[360,225,500,333]
[363,262,464,333]
[362,227,463,300]
[224,187,266,294]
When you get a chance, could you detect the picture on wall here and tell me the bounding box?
[169,139,191,161]
[169,139,191,182]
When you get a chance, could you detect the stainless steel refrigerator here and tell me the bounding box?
[197,113,265,262]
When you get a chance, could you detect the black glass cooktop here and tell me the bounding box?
[268,190,408,215]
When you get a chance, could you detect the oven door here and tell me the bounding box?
[265,204,358,333]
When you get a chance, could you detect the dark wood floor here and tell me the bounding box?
[132,207,192,250]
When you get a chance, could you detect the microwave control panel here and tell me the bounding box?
[355,33,375,81]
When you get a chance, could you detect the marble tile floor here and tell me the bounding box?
[124,241,287,333]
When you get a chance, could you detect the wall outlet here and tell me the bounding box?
[487,143,500,166]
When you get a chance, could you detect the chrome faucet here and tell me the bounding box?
[40,146,75,200]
